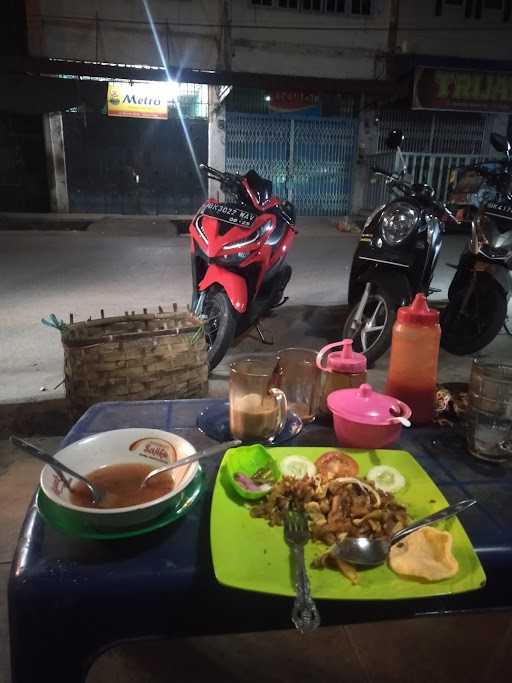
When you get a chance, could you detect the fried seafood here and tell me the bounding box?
[250,474,409,546]
[249,453,409,585]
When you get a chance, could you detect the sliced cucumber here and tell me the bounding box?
[367,465,406,493]
[280,455,317,479]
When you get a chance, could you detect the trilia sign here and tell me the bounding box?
[413,66,512,114]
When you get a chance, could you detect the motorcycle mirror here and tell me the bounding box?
[385,129,405,151]
[490,132,511,159]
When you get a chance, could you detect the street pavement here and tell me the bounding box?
[0,221,510,405]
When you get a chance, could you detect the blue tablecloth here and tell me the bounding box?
[8,400,512,683]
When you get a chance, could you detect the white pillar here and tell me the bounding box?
[208,86,226,200]
[43,111,69,213]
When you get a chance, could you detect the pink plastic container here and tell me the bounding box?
[327,383,411,449]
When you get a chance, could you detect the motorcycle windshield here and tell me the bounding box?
[245,169,273,206]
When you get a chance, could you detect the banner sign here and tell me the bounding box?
[107,82,168,119]
[413,66,512,114]
[268,91,320,115]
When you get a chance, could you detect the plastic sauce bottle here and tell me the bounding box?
[385,294,440,426]
[316,339,367,417]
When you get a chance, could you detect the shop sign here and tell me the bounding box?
[268,91,320,115]
[107,82,168,119]
[413,66,512,114]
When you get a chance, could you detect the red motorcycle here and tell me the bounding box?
[190,164,297,369]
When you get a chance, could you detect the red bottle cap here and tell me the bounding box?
[397,293,439,326]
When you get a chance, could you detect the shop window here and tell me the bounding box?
[436,0,509,17]
[325,0,345,11]
[436,0,463,14]
[251,0,372,13]
[302,0,322,10]
[351,0,371,13]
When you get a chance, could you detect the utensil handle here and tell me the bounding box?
[391,499,477,545]
[178,439,241,468]
[291,545,321,634]
[11,436,85,488]
[154,440,242,474]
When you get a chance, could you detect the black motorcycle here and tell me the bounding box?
[441,133,512,355]
[344,129,455,363]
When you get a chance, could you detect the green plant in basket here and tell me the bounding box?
[225,444,280,500]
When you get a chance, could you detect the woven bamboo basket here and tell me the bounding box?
[61,307,208,417]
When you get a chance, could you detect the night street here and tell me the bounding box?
[3,1,512,682]
[1,225,505,403]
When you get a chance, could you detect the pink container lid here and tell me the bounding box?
[316,339,367,374]
[327,383,411,425]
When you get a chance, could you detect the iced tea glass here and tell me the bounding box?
[466,358,512,462]
[276,348,320,423]
[229,356,287,442]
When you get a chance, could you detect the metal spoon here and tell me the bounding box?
[389,405,411,427]
[333,498,477,566]
[140,439,241,488]
[10,435,105,504]
[389,416,411,428]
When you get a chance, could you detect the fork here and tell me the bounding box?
[284,508,321,633]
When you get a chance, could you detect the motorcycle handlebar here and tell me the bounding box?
[371,166,392,177]
[200,163,224,178]
[371,167,410,193]
[371,163,460,224]
[200,163,241,187]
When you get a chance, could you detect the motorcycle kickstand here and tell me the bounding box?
[255,322,274,345]
[271,296,289,310]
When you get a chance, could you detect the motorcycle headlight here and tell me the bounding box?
[223,219,273,251]
[379,202,419,246]
[217,251,249,265]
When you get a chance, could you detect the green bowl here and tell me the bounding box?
[225,444,280,500]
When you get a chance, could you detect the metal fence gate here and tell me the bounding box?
[226,112,358,216]
[363,150,489,211]
[375,110,492,156]
[362,109,493,210]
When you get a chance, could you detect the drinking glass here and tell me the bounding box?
[276,348,320,423]
[229,357,287,442]
[466,358,512,462]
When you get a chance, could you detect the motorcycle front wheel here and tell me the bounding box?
[343,285,396,364]
[202,288,237,371]
[441,274,507,355]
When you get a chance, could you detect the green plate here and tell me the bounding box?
[37,466,205,540]
[210,448,486,600]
